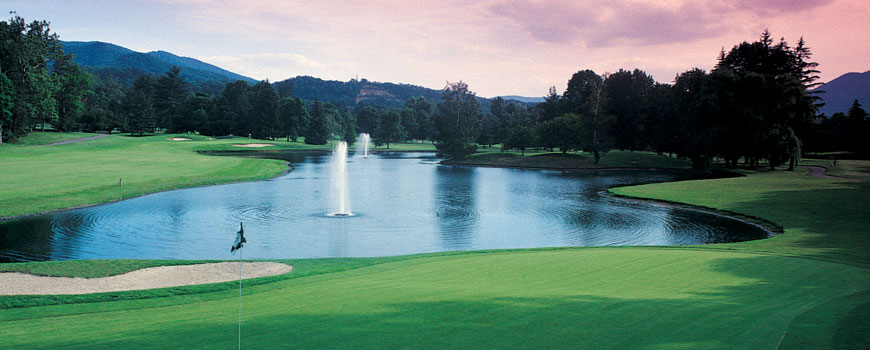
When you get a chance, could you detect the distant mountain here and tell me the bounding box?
[61,41,255,92]
[497,95,545,103]
[812,71,870,116]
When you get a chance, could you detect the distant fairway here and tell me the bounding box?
[1,133,869,349]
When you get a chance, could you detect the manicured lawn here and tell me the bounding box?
[610,160,870,267]
[0,134,290,218]
[1,133,868,349]
[1,249,868,349]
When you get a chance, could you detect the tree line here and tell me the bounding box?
[429,31,869,170]
[3,16,867,168]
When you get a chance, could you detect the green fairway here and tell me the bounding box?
[1,249,869,349]
[2,133,869,349]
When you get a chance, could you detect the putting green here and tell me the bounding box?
[2,249,868,349]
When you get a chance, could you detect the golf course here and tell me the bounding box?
[1,133,868,349]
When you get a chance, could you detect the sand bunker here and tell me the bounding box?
[169,137,192,141]
[0,262,292,295]
[233,143,276,148]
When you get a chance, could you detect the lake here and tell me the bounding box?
[0,151,769,262]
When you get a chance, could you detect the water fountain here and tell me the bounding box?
[329,141,352,217]
[357,133,371,158]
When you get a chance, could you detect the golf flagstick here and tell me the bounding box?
[239,246,242,350]
[230,222,246,350]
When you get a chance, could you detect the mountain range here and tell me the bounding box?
[811,71,870,116]
[62,41,255,89]
[63,40,863,114]
[62,41,541,108]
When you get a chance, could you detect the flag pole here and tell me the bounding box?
[238,246,242,350]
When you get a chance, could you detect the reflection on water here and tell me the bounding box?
[0,152,769,262]
[434,166,478,250]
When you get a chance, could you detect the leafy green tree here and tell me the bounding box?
[175,93,211,134]
[373,109,404,148]
[846,100,868,156]
[400,108,419,142]
[278,97,308,141]
[0,72,13,144]
[477,113,501,147]
[342,110,357,146]
[672,68,717,171]
[404,96,434,142]
[537,113,581,154]
[503,124,536,156]
[304,99,329,145]
[55,61,93,131]
[433,81,482,159]
[355,104,380,134]
[0,16,65,140]
[80,77,126,133]
[603,69,655,151]
[27,70,57,132]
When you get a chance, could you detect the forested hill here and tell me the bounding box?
[282,76,539,110]
[61,41,255,93]
[813,70,870,116]
[285,76,443,107]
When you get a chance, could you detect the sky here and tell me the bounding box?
[3,0,868,97]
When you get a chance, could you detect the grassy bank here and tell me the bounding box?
[0,133,294,218]
[610,159,870,267]
[446,150,692,169]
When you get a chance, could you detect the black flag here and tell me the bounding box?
[231,222,246,252]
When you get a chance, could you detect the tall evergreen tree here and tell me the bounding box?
[304,99,329,145]
[248,80,280,139]
[155,66,189,132]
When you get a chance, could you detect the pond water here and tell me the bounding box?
[0,152,768,262]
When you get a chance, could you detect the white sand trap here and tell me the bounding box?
[233,143,276,148]
[0,262,292,295]
[169,137,192,141]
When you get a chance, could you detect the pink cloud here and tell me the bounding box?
[729,0,835,15]
[489,0,726,47]
[488,0,835,48]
